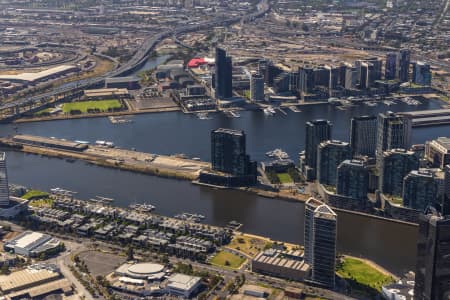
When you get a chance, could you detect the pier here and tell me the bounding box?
[399,108,450,127]
[0,135,210,181]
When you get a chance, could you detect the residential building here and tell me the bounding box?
[344,65,357,90]
[250,73,264,101]
[385,53,397,80]
[304,198,323,265]
[413,62,432,86]
[425,137,450,169]
[0,152,9,207]
[359,62,369,89]
[298,66,315,94]
[214,47,232,99]
[350,115,377,157]
[414,208,450,299]
[443,165,450,215]
[303,120,332,180]
[398,49,410,82]
[311,203,337,288]
[211,128,256,177]
[379,149,419,196]
[336,159,369,201]
[317,140,351,186]
[403,170,438,211]
[376,112,412,166]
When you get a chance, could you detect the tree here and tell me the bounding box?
[0,264,9,275]
[126,247,134,261]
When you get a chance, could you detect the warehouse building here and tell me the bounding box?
[4,231,61,257]
[12,135,88,152]
[0,264,72,299]
[251,249,310,281]
[166,274,202,298]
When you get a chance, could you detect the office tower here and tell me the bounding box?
[344,65,357,89]
[414,208,450,299]
[312,204,337,288]
[336,159,369,201]
[214,47,232,99]
[359,62,369,89]
[0,153,9,207]
[379,149,419,196]
[398,49,410,82]
[413,62,432,86]
[317,140,351,186]
[376,111,412,166]
[425,137,450,169]
[211,128,256,179]
[403,170,438,211]
[350,115,377,157]
[385,53,397,80]
[298,66,315,94]
[250,73,264,101]
[304,120,332,180]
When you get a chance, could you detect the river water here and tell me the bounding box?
[1,57,450,275]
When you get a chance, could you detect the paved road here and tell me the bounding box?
[49,241,94,300]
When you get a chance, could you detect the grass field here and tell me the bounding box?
[336,257,394,293]
[63,100,122,113]
[22,190,49,200]
[228,234,270,257]
[277,173,293,184]
[210,251,245,269]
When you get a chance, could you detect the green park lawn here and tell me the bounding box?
[277,173,293,184]
[62,100,122,113]
[210,251,245,269]
[22,189,49,200]
[336,257,395,293]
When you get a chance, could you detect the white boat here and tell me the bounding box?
[229,111,240,118]
[196,112,211,120]
[263,106,276,116]
[266,148,290,159]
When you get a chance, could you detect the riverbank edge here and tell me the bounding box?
[13,106,181,124]
[1,140,419,230]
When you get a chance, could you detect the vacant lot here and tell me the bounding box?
[78,251,126,277]
[62,100,122,113]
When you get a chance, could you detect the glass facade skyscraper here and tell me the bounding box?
[214,47,233,99]
[0,153,10,207]
[317,140,351,186]
[414,208,450,299]
[350,115,377,157]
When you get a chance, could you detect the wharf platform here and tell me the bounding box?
[0,135,210,180]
